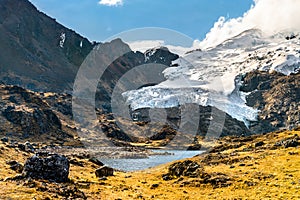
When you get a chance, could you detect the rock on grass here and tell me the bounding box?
[23,152,69,182]
[95,166,114,178]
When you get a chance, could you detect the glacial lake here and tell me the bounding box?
[100,150,204,172]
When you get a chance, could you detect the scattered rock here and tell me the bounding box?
[6,160,24,173]
[162,174,173,181]
[283,139,299,148]
[187,144,202,150]
[95,166,114,178]
[4,175,24,181]
[209,143,244,153]
[163,160,203,180]
[38,184,87,199]
[69,158,84,167]
[150,183,159,189]
[18,141,35,152]
[255,141,265,147]
[275,137,299,148]
[23,152,69,182]
[89,157,104,166]
[23,178,37,188]
[288,152,298,155]
[24,141,35,151]
[1,137,8,143]
[202,173,232,188]
[17,143,26,151]
[244,181,256,187]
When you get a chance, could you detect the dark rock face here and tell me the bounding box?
[95,166,114,178]
[0,0,95,92]
[23,153,70,182]
[240,71,284,93]
[144,47,179,66]
[96,47,179,108]
[134,105,250,139]
[149,125,177,140]
[101,123,133,142]
[240,70,300,133]
[3,105,61,136]
[0,84,74,142]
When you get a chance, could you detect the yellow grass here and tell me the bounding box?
[0,130,299,199]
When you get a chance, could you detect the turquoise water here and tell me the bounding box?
[100,150,204,172]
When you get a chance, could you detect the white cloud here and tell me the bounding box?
[99,0,123,6]
[198,0,300,49]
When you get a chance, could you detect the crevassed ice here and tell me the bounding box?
[122,29,300,125]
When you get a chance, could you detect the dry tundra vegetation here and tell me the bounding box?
[0,127,299,200]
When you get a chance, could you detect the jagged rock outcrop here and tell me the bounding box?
[0,84,76,143]
[240,70,300,133]
[23,152,70,182]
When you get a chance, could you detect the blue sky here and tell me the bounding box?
[29,0,253,43]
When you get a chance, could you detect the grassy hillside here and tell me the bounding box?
[0,128,299,199]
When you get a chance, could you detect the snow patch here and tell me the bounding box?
[123,29,300,126]
[59,33,66,48]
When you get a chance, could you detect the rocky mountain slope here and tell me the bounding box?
[96,45,179,108]
[0,0,94,92]
[0,0,179,101]
[0,0,182,144]
[124,29,300,135]
[0,0,299,144]
[0,83,78,144]
[241,70,300,133]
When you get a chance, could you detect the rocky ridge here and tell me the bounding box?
[240,70,300,133]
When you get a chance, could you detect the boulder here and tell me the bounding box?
[1,137,8,143]
[164,160,203,180]
[18,141,35,152]
[89,157,104,166]
[23,152,69,182]
[95,166,114,178]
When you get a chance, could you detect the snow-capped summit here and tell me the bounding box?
[123,29,300,125]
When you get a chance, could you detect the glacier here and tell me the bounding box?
[122,29,300,125]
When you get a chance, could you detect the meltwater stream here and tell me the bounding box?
[100,150,204,172]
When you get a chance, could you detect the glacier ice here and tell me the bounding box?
[122,29,300,125]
